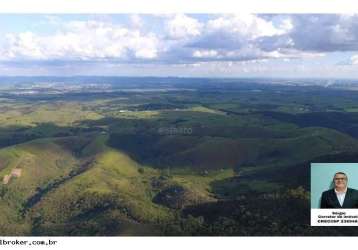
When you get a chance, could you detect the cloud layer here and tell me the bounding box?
[1,14,358,76]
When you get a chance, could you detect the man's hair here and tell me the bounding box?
[333,172,348,180]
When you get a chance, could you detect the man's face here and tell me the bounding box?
[334,173,347,190]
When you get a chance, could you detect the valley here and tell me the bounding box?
[1,77,358,235]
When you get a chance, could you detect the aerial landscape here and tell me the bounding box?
[1,14,358,236]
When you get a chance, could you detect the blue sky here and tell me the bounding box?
[1,14,358,78]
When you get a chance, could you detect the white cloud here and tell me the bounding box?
[0,20,160,61]
[192,49,218,58]
[178,14,296,63]
[207,14,288,39]
[2,14,358,71]
[129,14,143,29]
[277,14,358,52]
[166,14,203,39]
[278,18,294,32]
[350,54,358,65]
[4,32,45,60]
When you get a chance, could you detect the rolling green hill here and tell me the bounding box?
[2,81,358,236]
[0,134,227,235]
[108,126,358,172]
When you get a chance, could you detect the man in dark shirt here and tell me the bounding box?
[320,172,358,208]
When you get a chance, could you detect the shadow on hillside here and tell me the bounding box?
[259,111,358,138]
[77,112,358,174]
[0,122,106,150]
[179,196,358,236]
